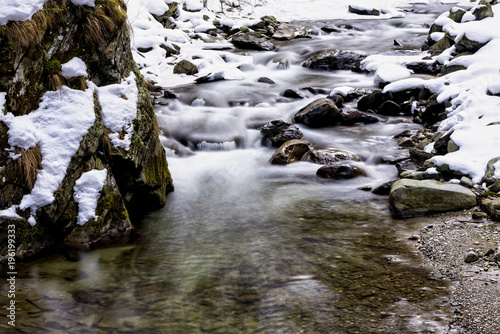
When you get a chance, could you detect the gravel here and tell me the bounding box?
[407,211,500,334]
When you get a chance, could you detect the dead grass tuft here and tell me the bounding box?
[15,145,43,191]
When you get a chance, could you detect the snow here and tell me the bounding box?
[70,0,95,7]
[61,57,88,78]
[0,0,48,25]
[97,72,138,151]
[0,92,6,113]
[0,86,96,215]
[73,169,108,226]
[374,63,412,86]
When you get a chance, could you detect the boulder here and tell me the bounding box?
[377,100,401,116]
[302,49,366,71]
[306,148,360,164]
[317,164,367,179]
[339,110,379,125]
[472,1,494,20]
[269,139,311,165]
[294,98,341,128]
[481,156,500,185]
[173,59,199,75]
[372,180,396,195]
[259,120,304,147]
[454,34,488,54]
[348,5,381,16]
[481,197,500,222]
[272,23,308,40]
[357,91,393,112]
[389,179,477,218]
[231,31,274,51]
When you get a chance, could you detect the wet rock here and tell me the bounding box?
[306,148,359,164]
[372,180,396,195]
[400,170,443,181]
[348,5,381,16]
[321,26,341,33]
[480,197,500,222]
[259,120,304,147]
[282,89,306,99]
[357,91,393,112]
[377,100,401,116]
[397,137,415,148]
[464,251,479,263]
[389,179,477,218]
[381,152,411,164]
[316,164,367,179]
[231,31,274,51]
[163,90,178,99]
[270,139,311,165]
[272,23,308,40]
[294,98,341,128]
[481,157,500,185]
[422,101,447,127]
[406,61,441,75]
[258,77,275,84]
[409,147,434,163]
[396,159,423,175]
[173,59,199,75]
[302,49,366,71]
[339,110,379,125]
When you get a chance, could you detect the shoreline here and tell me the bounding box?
[399,211,500,333]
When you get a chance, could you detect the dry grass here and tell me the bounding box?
[15,145,43,191]
[5,11,47,49]
[48,73,65,91]
[81,0,128,47]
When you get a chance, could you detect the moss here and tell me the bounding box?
[45,59,62,74]
[484,190,499,198]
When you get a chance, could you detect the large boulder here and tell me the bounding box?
[269,139,311,165]
[302,49,366,71]
[389,179,477,218]
[306,148,360,164]
[294,98,341,128]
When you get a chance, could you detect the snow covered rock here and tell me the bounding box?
[348,5,381,16]
[302,49,366,71]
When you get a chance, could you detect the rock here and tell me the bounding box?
[357,91,393,112]
[282,89,307,99]
[339,110,379,125]
[396,159,423,175]
[160,43,180,57]
[481,157,500,185]
[460,176,475,188]
[306,148,360,164]
[389,179,477,218]
[258,77,275,84]
[348,5,381,16]
[231,31,274,51]
[454,33,488,55]
[480,197,500,221]
[173,59,198,75]
[316,164,367,179]
[321,26,341,33]
[429,33,455,56]
[381,152,411,164]
[400,170,443,181]
[259,120,304,147]
[448,7,466,23]
[272,23,308,40]
[472,1,494,20]
[421,101,447,127]
[488,180,500,192]
[269,139,311,165]
[152,2,179,29]
[397,137,415,148]
[377,100,402,116]
[464,251,479,263]
[433,131,453,155]
[409,147,434,163]
[406,61,441,75]
[302,49,366,71]
[294,98,341,128]
[372,180,396,195]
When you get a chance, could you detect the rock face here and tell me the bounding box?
[389,179,477,218]
[0,1,173,261]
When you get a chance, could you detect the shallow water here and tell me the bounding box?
[1,3,466,333]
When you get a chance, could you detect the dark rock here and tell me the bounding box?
[429,33,455,56]
[328,94,344,108]
[137,47,153,53]
[454,34,488,54]
[372,180,396,195]
[282,89,307,99]
[357,91,393,111]
[396,159,423,175]
[472,1,494,20]
[421,101,447,127]
[152,2,179,29]
[259,120,304,147]
[173,59,198,75]
[348,5,381,16]
[317,164,367,179]
[389,179,477,218]
[339,110,379,125]
[441,64,467,75]
[481,197,500,222]
[400,170,443,181]
[448,7,466,23]
[481,157,500,185]
[377,100,401,116]
[302,49,366,71]
[163,90,178,99]
[397,137,415,148]
[409,147,434,163]
[381,152,411,164]
[321,26,341,33]
[464,251,479,263]
[270,139,312,165]
[306,148,359,164]
[294,98,341,128]
[406,61,441,75]
[258,77,276,84]
[231,31,274,51]
[433,131,453,155]
[160,43,180,57]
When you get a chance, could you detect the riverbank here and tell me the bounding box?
[398,211,500,333]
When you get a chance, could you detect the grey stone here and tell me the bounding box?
[464,251,479,263]
[294,98,341,128]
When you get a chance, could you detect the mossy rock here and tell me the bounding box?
[454,33,488,54]
[448,8,466,22]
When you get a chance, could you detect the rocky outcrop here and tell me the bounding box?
[0,0,173,261]
[389,179,477,218]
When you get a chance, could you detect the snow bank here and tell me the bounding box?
[70,0,95,7]
[74,169,108,226]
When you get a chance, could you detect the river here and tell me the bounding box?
[3,2,465,333]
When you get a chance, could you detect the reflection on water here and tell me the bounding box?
[0,3,464,333]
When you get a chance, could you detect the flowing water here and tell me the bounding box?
[1,3,467,333]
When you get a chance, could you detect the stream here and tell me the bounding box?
[2,3,465,333]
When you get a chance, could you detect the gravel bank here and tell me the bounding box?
[403,211,500,333]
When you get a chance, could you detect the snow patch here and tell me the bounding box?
[61,57,88,78]
[0,0,48,25]
[70,0,95,7]
[74,169,108,226]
